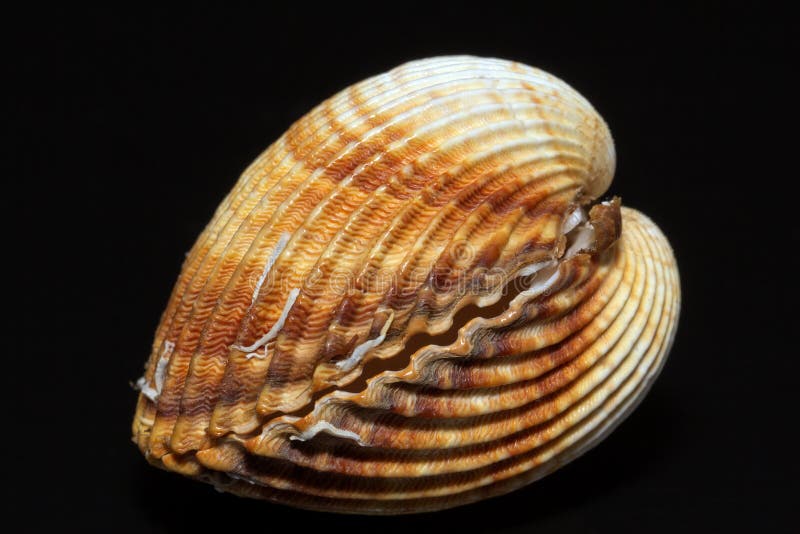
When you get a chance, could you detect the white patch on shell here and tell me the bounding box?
[565,223,596,258]
[250,232,291,308]
[153,340,175,392]
[518,265,561,300]
[508,205,597,310]
[561,206,586,235]
[517,259,556,278]
[136,377,159,402]
[289,421,364,445]
[245,350,269,360]
[232,287,301,354]
[136,340,175,402]
[335,311,395,372]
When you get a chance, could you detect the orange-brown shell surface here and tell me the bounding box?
[132,56,680,514]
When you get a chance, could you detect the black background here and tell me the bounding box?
[8,3,797,532]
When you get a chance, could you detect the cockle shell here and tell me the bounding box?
[132,56,680,514]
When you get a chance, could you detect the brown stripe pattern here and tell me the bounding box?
[132,56,680,514]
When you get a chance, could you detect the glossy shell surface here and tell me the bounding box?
[133,56,680,514]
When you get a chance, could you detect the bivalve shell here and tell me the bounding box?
[132,56,680,514]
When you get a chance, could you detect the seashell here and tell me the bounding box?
[132,56,680,514]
